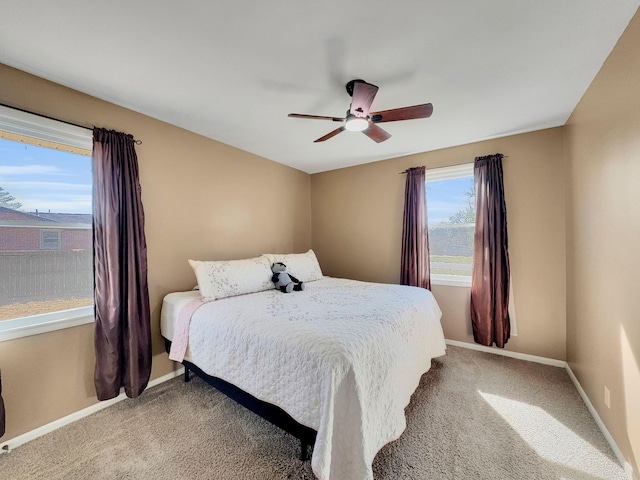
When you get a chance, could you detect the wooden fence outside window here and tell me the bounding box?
[0,250,93,306]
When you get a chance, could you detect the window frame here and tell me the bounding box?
[40,229,61,250]
[0,105,94,342]
[0,307,94,342]
[426,163,475,288]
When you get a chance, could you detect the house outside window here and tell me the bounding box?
[426,163,475,287]
[0,104,94,341]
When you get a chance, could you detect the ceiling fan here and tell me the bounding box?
[288,79,433,143]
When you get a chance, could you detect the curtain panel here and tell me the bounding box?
[401,166,431,290]
[0,370,5,438]
[93,128,151,400]
[470,153,511,348]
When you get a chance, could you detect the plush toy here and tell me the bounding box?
[271,262,305,293]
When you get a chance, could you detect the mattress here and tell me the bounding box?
[161,290,200,341]
[162,277,446,480]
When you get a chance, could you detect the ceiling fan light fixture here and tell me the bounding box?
[344,116,369,132]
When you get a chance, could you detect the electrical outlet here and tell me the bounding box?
[604,386,611,408]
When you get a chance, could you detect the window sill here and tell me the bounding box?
[0,306,94,342]
[431,275,472,288]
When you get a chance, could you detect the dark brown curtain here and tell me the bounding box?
[0,370,5,438]
[470,154,510,347]
[93,128,151,401]
[401,166,431,289]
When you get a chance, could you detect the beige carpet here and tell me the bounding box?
[0,346,627,479]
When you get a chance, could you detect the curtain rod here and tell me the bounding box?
[0,102,142,145]
[399,155,509,174]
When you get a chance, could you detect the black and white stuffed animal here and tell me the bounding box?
[271,262,305,293]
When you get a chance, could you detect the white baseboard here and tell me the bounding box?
[447,338,636,480]
[445,339,566,367]
[0,367,184,454]
[565,364,637,480]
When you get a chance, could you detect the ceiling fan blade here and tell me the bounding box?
[350,81,378,117]
[370,103,433,123]
[314,126,345,143]
[289,113,345,122]
[362,123,391,143]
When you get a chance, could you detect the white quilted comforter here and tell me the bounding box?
[176,277,445,480]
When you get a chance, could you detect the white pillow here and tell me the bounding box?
[188,256,273,302]
[261,249,323,283]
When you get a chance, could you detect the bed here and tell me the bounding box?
[161,251,446,480]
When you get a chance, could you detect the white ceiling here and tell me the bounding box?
[1,1,638,174]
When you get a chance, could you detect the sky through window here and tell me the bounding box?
[0,138,91,214]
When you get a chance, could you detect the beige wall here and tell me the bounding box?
[311,127,567,360]
[565,9,640,475]
[0,64,311,442]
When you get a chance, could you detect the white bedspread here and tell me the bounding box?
[169,277,445,480]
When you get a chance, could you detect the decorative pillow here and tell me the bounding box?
[261,249,323,282]
[188,256,273,302]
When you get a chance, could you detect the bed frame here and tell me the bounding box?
[164,339,317,461]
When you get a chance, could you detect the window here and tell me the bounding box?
[426,163,475,287]
[40,229,61,249]
[0,105,93,341]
